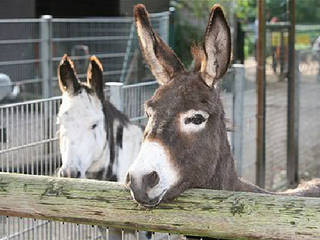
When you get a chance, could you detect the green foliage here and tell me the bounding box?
[170,0,320,65]
[295,0,320,24]
[171,0,233,66]
[235,0,256,22]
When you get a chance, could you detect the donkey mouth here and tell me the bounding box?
[134,189,168,208]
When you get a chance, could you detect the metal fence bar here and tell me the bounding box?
[53,36,131,42]
[286,0,298,188]
[107,82,124,112]
[40,15,53,98]
[0,39,41,45]
[288,49,300,184]
[232,64,245,177]
[51,53,126,62]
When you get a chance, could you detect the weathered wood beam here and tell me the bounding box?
[0,173,319,240]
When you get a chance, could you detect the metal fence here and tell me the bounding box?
[0,64,244,239]
[0,97,61,176]
[0,82,159,240]
[0,12,170,103]
[297,49,320,181]
[239,49,320,190]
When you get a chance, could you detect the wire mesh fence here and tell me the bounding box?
[0,81,160,239]
[240,48,320,190]
[0,97,61,176]
[298,49,320,181]
[0,65,242,239]
[0,216,188,240]
[0,12,170,103]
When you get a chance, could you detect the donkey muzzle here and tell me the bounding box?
[125,172,163,207]
[58,167,81,178]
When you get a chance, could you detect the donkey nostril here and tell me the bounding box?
[144,171,159,189]
[58,168,65,177]
[125,173,131,187]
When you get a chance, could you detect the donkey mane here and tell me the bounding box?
[100,100,129,180]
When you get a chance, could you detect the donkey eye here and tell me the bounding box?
[184,114,206,125]
[91,123,97,129]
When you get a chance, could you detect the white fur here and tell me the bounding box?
[117,124,143,182]
[179,109,209,133]
[127,141,179,202]
[58,90,143,180]
[58,90,107,178]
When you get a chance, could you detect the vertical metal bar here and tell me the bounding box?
[120,23,135,83]
[10,107,13,173]
[33,219,37,240]
[256,0,266,188]
[6,216,10,240]
[49,221,52,240]
[31,104,34,175]
[168,7,176,49]
[279,30,285,80]
[106,227,109,240]
[40,15,53,98]
[53,100,57,175]
[40,102,44,175]
[6,108,9,172]
[287,0,298,188]
[232,65,245,177]
[17,217,19,239]
[21,105,25,174]
[22,217,25,240]
[26,104,29,175]
[49,100,53,175]
[107,82,124,112]
[36,103,39,175]
[1,108,4,171]
[121,229,124,240]
[16,105,19,173]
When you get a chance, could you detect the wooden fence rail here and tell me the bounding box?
[0,173,319,240]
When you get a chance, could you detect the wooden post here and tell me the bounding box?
[287,0,298,188]
[256,0,266,188]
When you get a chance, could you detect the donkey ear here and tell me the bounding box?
[201,5,231,87]
[58,54,81,94]
[87,56,104,99]
[134,4,185,85]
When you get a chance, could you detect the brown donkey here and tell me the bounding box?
[125,4,320,207]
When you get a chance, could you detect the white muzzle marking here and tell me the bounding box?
[127,140,179,201]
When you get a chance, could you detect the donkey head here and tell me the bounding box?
[126,4,232,207]
[57,55,108,178]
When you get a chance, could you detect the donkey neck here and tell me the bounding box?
[206,130,239,190]
[86,99,130,181]
[205,119,268,194]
